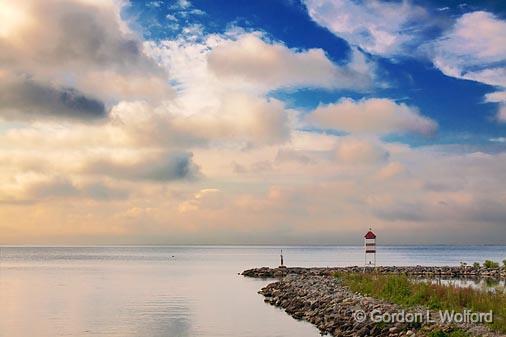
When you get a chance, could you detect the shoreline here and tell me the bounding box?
[242,267,506,337]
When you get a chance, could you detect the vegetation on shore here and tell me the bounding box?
[471,259,504,268]
[483,260,500,269]
[335,272,506,333]
[428,329,470,337]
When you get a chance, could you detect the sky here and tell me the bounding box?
[0,0,505,245]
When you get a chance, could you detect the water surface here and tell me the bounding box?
[1,245,505,337]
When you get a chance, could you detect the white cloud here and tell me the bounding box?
[432,11,506,87]
[109,94,293,148]
[489,137,506,143]
[207,33,374,90]
[376,162,406,180]
[307,98,437,135]
[334,137,389,165]
[304,0,428,56]
[497,106,506,122]
[485,91,506,122]
[485,91,506,103]
[0,0,173,120]
[431,11,506,122]
[178,188,222,213]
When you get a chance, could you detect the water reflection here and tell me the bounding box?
[133,298,192,337]
[1,245,505,337]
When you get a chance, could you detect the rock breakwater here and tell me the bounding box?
[242,267,505,337]
[242,265,506,279]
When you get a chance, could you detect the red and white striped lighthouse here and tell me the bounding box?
[364,228,376,267]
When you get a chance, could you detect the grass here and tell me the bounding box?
[428,329,470,337]
[335,272,506,333]
[483,260,500,268]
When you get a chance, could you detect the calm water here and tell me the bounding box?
[1,245,505,337]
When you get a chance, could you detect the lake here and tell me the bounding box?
[1,245,505,337]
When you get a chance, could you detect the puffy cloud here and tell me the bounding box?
[207,33,373,90]
[0,0,172,121]
[376,162,406,180]
[275,149,313,165]
[431,12,506,121]
[432,11,506,87]
[0,175,128,203]
[497,106,506,122]
[177,188,222,213]
[109,93,292,148]
[485,91,506,122]
[85,151,200,182]
[304,0,429,56]
[307,98,437,135]
[28,178,128,201]
[485,91,506,103]
[334,137,389,165]
[0,74,106,121]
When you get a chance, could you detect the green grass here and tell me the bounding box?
[483,260,500,268]
[428,329,470,337]
[335,272,506,333]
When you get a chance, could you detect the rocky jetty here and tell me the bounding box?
[242,265,506,279]
[242,267,505,337]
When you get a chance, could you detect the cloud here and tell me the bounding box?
[85,151,200,182]
[28,177,128,201]
[207,33,373,90]
[333,137,389,165]
[431,11,506,87]
[0,0,172,121]
[485,91,506,122]
[110,93,293,147]
[304,0,429,56]
[489,137,506,143]
[307,98,437,135]
[0,74,106,121]
[431,11,506,121]
[0,175,129,202]
[177,188,222,213]
[496,106,506,122]
[376,162,406,180]
[485,91,506,103]
[275,149,313,165]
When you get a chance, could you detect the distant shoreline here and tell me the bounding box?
[1,244,506,248]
